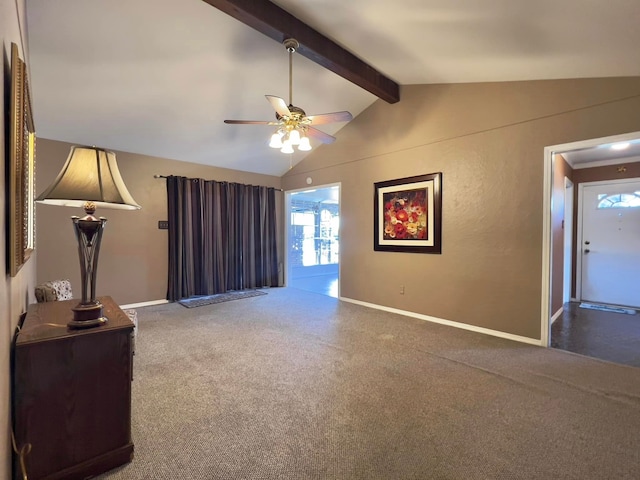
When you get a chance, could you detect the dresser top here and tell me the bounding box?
[16,296,134,345]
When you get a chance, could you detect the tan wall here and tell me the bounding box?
[1,0,37,477]
[570,161,640,297]
[283,78,640,340]
[36,138,283,305]
[551,154,573,315]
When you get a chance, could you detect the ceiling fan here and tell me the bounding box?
[224,38,353,154]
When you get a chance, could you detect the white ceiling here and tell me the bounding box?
[26,0,640,176]
[563,140,640,168]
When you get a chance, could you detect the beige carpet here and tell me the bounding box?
[97,287,640,479]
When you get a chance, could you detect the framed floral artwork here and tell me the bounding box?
[374,173,442,254]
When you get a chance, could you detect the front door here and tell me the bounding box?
[580,179,640,308]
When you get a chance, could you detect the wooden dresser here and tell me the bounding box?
[12,296,134,480]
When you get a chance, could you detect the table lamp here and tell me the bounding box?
[36,145,141,328]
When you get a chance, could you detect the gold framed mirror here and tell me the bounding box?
[9,42,36,277]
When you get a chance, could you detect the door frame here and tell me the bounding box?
[541,131,640,347]
[563,177,574,305]
[575,177,640,303]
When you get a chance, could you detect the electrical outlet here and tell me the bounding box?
[399,285,404,295]
[158,220,169,230]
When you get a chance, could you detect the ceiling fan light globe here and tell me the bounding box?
[269,132,283,148]
[289,129,301,145]
[281,142,294,154]
[298,136,312,151]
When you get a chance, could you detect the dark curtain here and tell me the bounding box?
[166,176,279,301]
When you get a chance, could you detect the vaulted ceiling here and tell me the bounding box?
[26,0,640,176]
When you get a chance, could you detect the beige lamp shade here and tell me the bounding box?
[36,145,141,210]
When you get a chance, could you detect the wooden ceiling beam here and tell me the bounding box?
[201,0,400,104]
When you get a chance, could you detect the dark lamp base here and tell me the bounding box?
[69,301,108,329]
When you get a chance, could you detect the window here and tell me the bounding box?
[290,198,339,267]
[596,192,640,209]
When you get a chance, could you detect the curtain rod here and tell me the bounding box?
[153,175,283,192]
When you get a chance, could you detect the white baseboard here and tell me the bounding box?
[120,299,169,309]
[551,307,564,325]
[339,296,543,346]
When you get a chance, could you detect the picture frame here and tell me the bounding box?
[374,172,442,254]
[8,43,36,277]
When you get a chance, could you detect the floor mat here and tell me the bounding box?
[179,290,267,308]
[579,302,636,315]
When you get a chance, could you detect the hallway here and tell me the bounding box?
[551,302,640,367]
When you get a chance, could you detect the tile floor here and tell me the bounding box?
[551,302,640,368]
[289,273,338,298]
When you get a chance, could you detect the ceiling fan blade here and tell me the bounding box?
[265,95,291,117]
[307,127,336,144]
[306,111,353,125]
[224,120,278,125]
